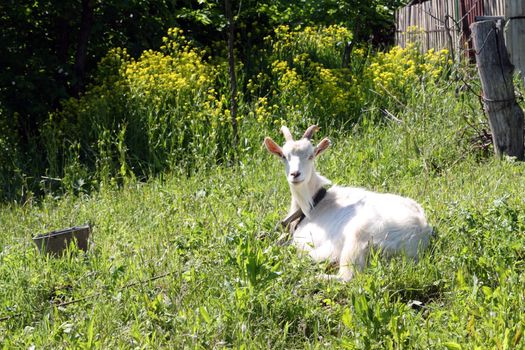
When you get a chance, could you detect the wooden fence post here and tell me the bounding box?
[471,19,524,160]
[505,0,525,86]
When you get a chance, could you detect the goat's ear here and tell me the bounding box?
[264,137,284,158]
[314,138,331,157]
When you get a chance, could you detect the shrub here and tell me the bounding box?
[249,26,451,131]
[248,25,365,129]
[365,44,451,106]
[43,28,232,189]
[270,25,353,69]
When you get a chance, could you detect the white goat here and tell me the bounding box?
[264,125,432,281]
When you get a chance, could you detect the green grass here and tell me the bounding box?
[3,22,524,348]
[2,82,525,348]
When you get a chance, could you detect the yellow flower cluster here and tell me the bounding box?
[252,96,278,124]
[51,27,235,174]
[122,40,214,109]
[406,25,425,34]
[366,44,450,96]
[105,28,237,131]
[423,48,452,79]
[124,50,209,100]
[202,88,231,129]
[271,25,352,61]
[259,25,363,123]
[313,67,362,117]
[247,72,269,96]
[271,60,307,95]
[160,28,186,53]
[301,25,352,48]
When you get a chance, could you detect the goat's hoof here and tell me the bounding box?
[276,233,291,246]
[317,273,341,281]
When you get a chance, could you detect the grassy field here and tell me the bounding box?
[2,79,525,349]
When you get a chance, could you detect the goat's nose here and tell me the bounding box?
[290,171,301,178]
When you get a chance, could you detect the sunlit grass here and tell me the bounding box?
[2,93,525,347]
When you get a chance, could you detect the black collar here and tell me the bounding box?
[311,187,328,207]
[280,187,328,231]
[297,187,327,224]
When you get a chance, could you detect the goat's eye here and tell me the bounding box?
[308,154,314,160]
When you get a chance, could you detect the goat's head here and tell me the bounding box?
[264,125,331,186]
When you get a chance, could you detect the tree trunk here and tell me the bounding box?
[225,0,238,159]
[341,41,353,68]
[471,19,524,160]
[73,0,94,96]
[444,15,456,65]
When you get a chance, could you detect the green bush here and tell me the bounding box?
[248,25,363,127]
[365,44,452,110]
[42,28,233,191]
[248,25,451,131]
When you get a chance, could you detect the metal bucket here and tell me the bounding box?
[33,224,91,255]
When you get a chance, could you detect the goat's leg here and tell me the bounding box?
[316,231,368,282]
[309,241,335,262]
[337,237,368,281]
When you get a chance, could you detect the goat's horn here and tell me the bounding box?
[302,125,320,140]
[280,126,293,142]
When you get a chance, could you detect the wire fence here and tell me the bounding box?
[395,0,509,55]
